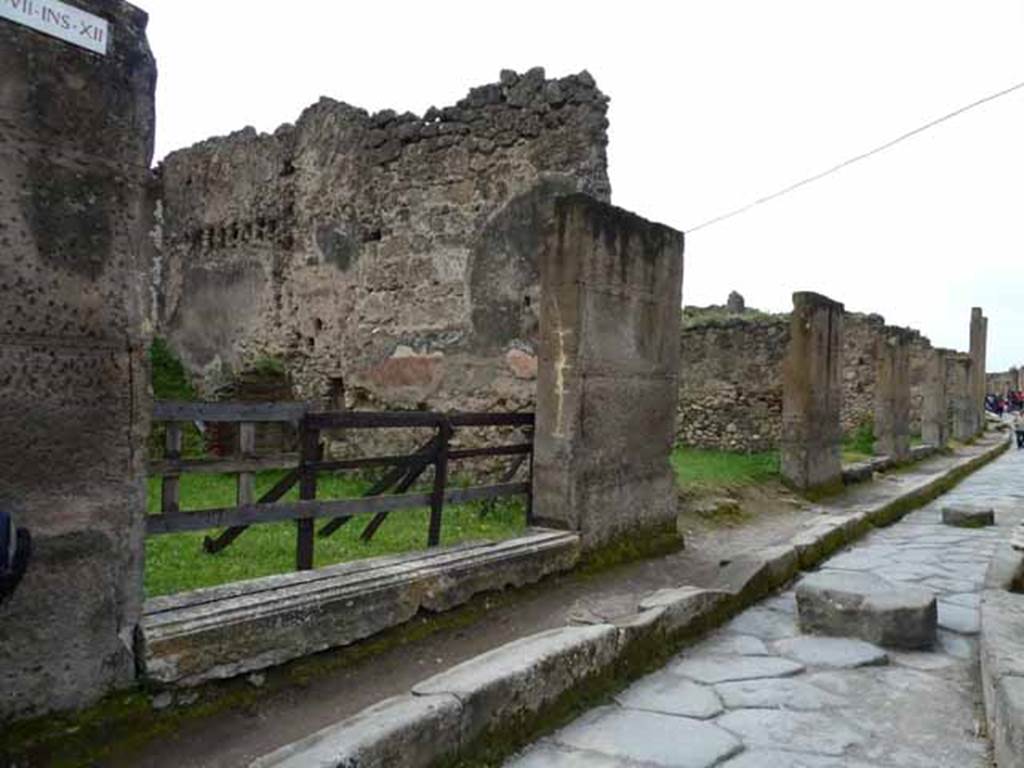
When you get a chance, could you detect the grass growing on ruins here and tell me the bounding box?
[671,447,780,491]
[144,471,526,597]
[842,418,876,463]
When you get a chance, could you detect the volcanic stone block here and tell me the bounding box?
[0,0,156,720]
[781,292,844,493]
[533,194,684,551]
[969,308,988,436]
[921,348,950,447]
[796,571,937,650]
[942,505,996,528]
[874,328,912,462]
[950,354,976,442]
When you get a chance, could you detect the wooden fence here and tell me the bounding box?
[147,402,535,571]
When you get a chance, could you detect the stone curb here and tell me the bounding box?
[250,435,1010,768]
[981,544,1024,768]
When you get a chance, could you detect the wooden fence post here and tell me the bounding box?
[161,423,182,515]
[427,419,452,547]
[237,422,255,508]
[297,420,319,571]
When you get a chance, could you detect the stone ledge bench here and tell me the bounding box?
[140,529,580,687]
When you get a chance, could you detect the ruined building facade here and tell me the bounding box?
[153,68,610,417]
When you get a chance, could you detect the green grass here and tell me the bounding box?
[145,471,526,597]
[842,450,873,465]
[842,418,876,461]
[671,447,780,492]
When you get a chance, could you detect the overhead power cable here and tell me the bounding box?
[688,78,1024,234]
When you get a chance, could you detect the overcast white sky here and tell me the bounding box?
[144,0,1024,371]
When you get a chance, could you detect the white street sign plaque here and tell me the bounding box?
[1,0,109,55]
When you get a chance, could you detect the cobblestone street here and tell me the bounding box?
[508,443,1024,767]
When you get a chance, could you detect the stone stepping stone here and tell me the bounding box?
[673,655,804,684]
[549,706,741,768]
[773,636,888,668]
[615,671,723,719]
[715,677,846,711]
[937,602,981,635]
[796,571,936,650]
[942,505,995,528]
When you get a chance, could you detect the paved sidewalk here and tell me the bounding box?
[508,444,1024,767]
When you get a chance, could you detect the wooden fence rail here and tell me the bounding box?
[146,402,535,572]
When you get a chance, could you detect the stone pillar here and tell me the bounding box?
[873,328,912,462]
[949,354,975,442]
[0,2,156,720]
[533,195,684,551]
[969,307,988,434]
[921,348,950,447]
[781,292,844,493]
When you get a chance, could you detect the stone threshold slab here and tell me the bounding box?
[140,529,580,687]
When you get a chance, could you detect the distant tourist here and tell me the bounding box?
[1015,412,1024,450]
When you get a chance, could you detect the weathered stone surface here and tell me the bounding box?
[781,292,844,492]
[874,328,913,463]
[673,655,804,684]
[155,69,610,420]
[921,348,950,448]
[949,353,976,442]
[412,624,618,742]
[713,546,799,605]
[143,530,580,685]
[796,571,937,650]
[678,308,942,454]
[691,633,769,657]
[506,742,628,767]
[677,311,789,453]
[549,706,742,768]
[250,693,461,768]
[773,636,888,668]
[937,602,981,635]
[0,0,156,721]
[638,587,730,637]
[715,677,846,711]
[726,607,800,641]
[968,308,988,437]
[722,749,877,768]
[506,348,539,380]
[533,195,684,551]
[942,505,995,528]
[715,709,864,756]
[615,671,723,719]
[791,520,848,570]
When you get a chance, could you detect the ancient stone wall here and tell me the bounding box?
[676,306,938,453]
[154,69,610,437]
[839,313,885,434]
[0,0,155,720]
[676,314,789,452]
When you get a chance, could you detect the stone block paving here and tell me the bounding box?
[507,446,1024,767]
